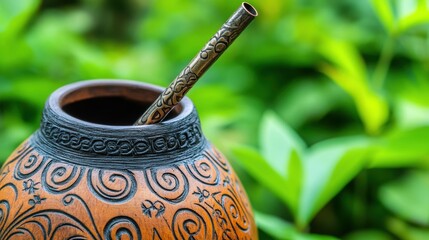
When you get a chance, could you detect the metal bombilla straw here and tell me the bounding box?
[134,2,258,125]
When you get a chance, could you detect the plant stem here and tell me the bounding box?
[354,171,367,227]
[373,38,394,89]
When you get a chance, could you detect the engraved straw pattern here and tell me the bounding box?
[135,4,257,125]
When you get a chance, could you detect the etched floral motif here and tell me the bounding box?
[23,179,40,194]
[0,142,257,239]
[141,200,166,218]
[193,187,210,203]
[28,194,46,206]
[1,112,257,239]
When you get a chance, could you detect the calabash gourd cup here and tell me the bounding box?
[0,80,258,239]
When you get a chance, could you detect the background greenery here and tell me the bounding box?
[1,0,429,239]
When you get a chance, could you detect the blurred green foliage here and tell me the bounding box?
[1,0,429,239]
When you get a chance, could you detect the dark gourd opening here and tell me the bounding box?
[63,96,178,126]
[59,82,181,126]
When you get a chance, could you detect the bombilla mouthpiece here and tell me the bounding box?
[242,2,258,17]
[135,2,258,125]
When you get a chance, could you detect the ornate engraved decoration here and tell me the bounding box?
[0,141,257,239]
[39,116,204,157]
[135,3,257,125]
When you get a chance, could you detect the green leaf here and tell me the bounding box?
[255,211,295,240]
[397,9,429,33]
[387,217,429,240]
[371,0,395,33]
[0,0,40,42]
[297,137,370,227]
[285,150,303,212]
[260,111,306,177]
[296,235,339,240]
[318,39,389,134]
[232,146,290,206]
[370,126,429,168]
[318,39,366,82]
[394,67,429,107]
[0,77,63,108]
[258,111,305,212]
[275,79,345,129]
[344,230,393,240]
[395,0,429,34]
[255,211,339,240]
[379,171,429,225]
[371,0,429,34]
[232,144,303,215]
[395,99,429,128]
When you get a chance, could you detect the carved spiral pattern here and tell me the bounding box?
[224,195,250,232]
[3,142,31,167]
[206,147,230,172]
[88,169,137,204]
[14,152,46,180]
[186,156,220,185]
[42,161,84,194]
[0,141,257,239]
[1,117,256,239]
[214,192,250,234]
[145,166,189,203]
[103,217,142,240]
[0,183,18,237]
[0,146,257,239]
[172,207,216,240]
[0,200,10,231]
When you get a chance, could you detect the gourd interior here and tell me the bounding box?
[60,85,181,126]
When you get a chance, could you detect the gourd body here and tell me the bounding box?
[0,80,257,240]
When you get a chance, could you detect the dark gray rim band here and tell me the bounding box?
[32,80,208,169]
